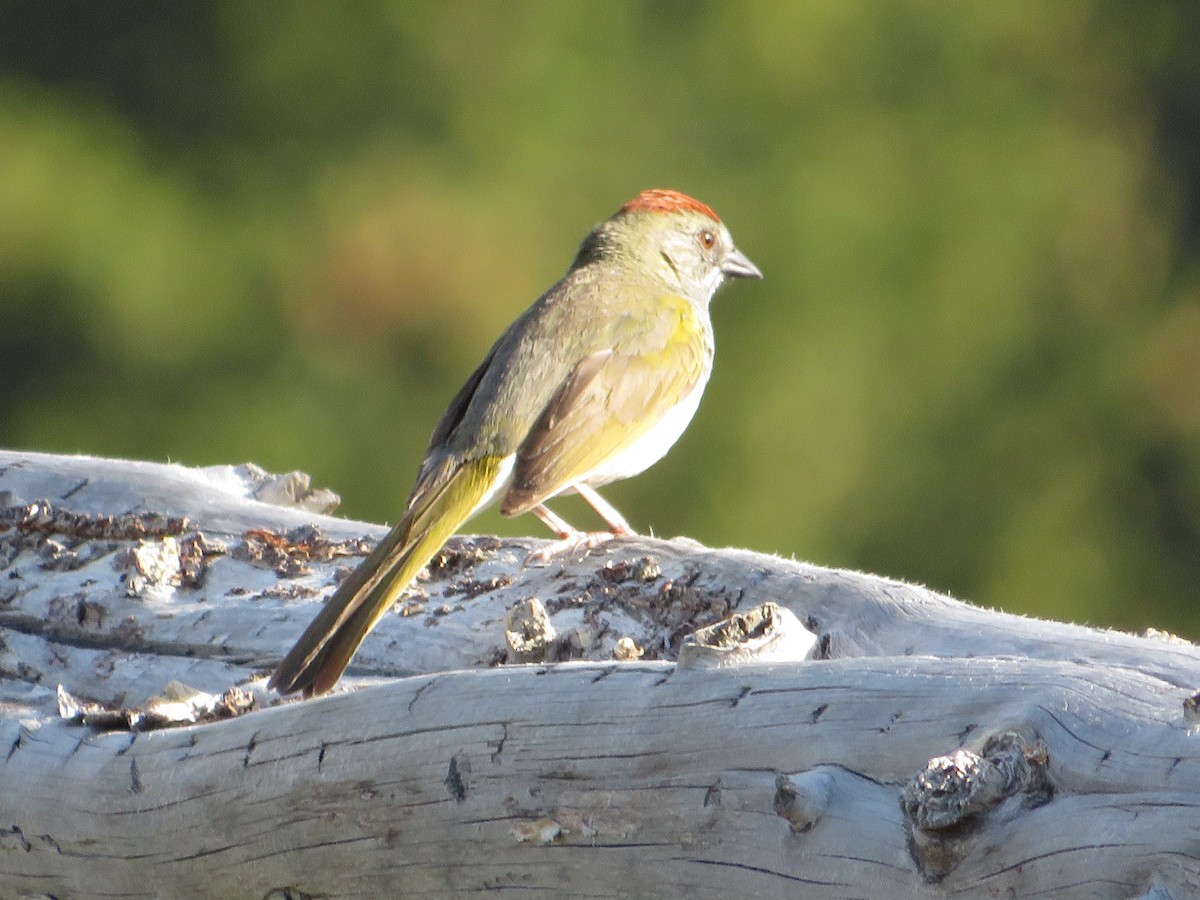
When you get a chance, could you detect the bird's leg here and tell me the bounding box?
[574,484,637,537]
[524,493,631,565]
[530,503,579,540]
[524,503,587,565]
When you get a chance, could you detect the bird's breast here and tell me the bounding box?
[581,297,714,486]
[581,372,710,486]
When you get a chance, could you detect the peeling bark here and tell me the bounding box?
[1,449,1198,899]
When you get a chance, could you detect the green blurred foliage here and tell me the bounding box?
[1,1,1197,634]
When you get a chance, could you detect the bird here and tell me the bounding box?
[269,188,762,696]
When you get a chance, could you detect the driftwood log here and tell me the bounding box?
[0,449,1198,899]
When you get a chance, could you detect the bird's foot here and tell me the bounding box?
[525,499,636,565]
[523,528,631,566]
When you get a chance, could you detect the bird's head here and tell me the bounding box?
[573,189,762,303]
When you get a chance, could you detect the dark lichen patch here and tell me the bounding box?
[596,555,662,584]
[0,500,189,541]
[425,536,503,578]
[232,525,370,578]
[443,574,515,599]
[537,561,737,662]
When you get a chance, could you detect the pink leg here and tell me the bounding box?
[575,484,636,536]
[523,490,633,565]
[531,503,578,539]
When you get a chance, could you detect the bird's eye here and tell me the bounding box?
[698,229,716,250]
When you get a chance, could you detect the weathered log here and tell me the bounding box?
[0,449,1197,899]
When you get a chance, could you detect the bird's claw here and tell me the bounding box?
[523,530,623,566]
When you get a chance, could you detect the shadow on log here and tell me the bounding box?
[0,449,1198,899]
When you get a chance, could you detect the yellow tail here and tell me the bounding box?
[268,455,503,696]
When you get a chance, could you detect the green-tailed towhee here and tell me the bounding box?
[269,189,761,696]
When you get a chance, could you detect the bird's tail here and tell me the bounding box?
[268,455,505,696]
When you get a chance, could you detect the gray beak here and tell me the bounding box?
[721,246,763,280]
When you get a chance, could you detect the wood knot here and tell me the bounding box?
[677,601,817,669]
[901,730,1052,881]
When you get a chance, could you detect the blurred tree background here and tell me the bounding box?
[1,1,1197,635]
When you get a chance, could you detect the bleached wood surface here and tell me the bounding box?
[1,449,1198,899]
